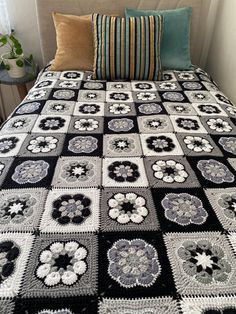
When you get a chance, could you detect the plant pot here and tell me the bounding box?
[1,53,26,78]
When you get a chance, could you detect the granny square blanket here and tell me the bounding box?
[0,65,236,313]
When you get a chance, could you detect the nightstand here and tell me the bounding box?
[0,64,39,101]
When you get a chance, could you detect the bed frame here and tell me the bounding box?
[36,0,212,67]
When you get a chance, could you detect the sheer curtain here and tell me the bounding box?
[0,0,11,34]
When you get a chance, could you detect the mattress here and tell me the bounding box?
[0,65,236,313]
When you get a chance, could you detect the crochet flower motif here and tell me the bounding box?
[198,104,221,114]
[79,104,100,115]
[215,93,231,104]
[138,103,162,115]
[178,72,195,80]
[218,192,236,220]
[191,92,209,101]
[109,103,131,115]
[144,118,167,131]
[16,102,40,114]
[63,71,81,79]
[38,310,73,314]
[83,91,100,100]
[74,118,99,131]
[108,192,148,224]
[0,193,36,224]
[171,104,191,114]
[68,136,98,154]
[109,92,130,101]
[207,118,232,133]
[219,137,236,155]
[52,194,91,225]
[36,241,87,286]
[108,118,134,132]
[39,117,66,131]
[0,241,20,284]
[0,137,19,154]
[27,136,58,153]
[28,89,47,100]
[11,118,28,129]
[49,103,69,113]
[152,160,188,183]
[107,239,161,288]
[12,160,49,184]
[183,136,213,153]
[61,160,94,183]
[197,159,234,184]
[83,82,104,90]
[36,80,53,88]
[158,82,177,90]
[162,92,184,102]
[176,118,200,131]
[109,137,135,154]
[146,136,175,153]
[53,89,75,100]
[108,161,140,183]
[136,92,156,101]
[58,81,77,88]
[178,240,232,284]
[226,106,236,116]
[135,82,153,90]
[161,193,208,226]
[182,82,202,90]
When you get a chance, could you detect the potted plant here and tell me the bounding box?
[0,34,36,79]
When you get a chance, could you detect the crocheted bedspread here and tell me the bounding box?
[0,66,236,314]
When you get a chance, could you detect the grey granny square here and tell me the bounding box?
[138,115,174,133]
[0,114,38,134]
[0,300,14,314]
[52,156,102,188]
[205,188,236,231]
[21,233,98,298]
[100,187,159,232]
[54,79,81,90]
[77,90,106,102]
[144,156,200,188]
[176,133,223,157]
[200,116,236,135]
[0,188,48,232]
[164,232,236,296]
[185,91,216,103]
[103,133,142,157]
[41,100,75,115]
[107,82,131,91]
[164,102,197,116]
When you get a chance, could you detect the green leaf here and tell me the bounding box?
[4,64,10,70]
[15,47,23,55]
[0,35,7,45]
[16,59,24,67]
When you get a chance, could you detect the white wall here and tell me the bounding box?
[206,0,236,104]
[6,0,43,67]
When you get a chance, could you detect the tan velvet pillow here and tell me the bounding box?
[51,12,94,71]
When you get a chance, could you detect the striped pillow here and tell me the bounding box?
[92,14,164,81]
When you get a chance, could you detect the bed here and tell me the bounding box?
[0,0,236,313]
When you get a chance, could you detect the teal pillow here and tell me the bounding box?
[125,7,192,70]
